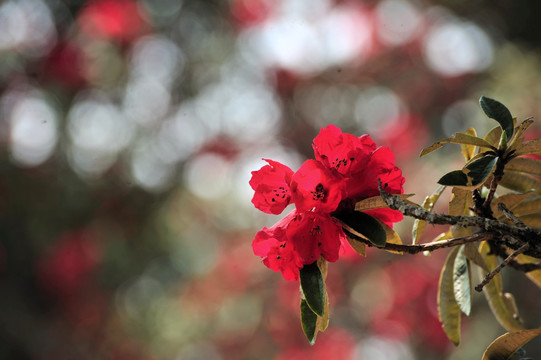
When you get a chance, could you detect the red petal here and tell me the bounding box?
[250,159,294,214]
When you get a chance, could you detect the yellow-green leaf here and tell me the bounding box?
[461,127,478,161]
[482,328,541,360]
[354,194,414,212]
[413,186,445,244]
[345,234,366,256]
[449,187,473,216]
[453,246,472,316]
[514,139,541,156]
[515,254,541,290]
[516,213,541,227]
[438,246,462,345]
[491,192,534,219]
[420,132,495,157]
[478,242,523,332]
[509,196,541,216]
[499,171,541,193]
[507,118,534,153]
[317,288,330,332]
[379,219,403,254]
[484,126,503,147]
[464,242,490,272]
[505,157,541,176]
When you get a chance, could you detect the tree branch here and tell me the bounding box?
[475,242,530,291]
[377,180,541,246]
[345,231,494,255]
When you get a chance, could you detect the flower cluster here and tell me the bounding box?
[251,125,405,280]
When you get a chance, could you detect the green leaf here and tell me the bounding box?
[420,132,495,157]
[299,262,325,317]
[499,171,541,193]
[479,96,514,139]
[438,246,462,345]
[505,157,541,176]
[482,329,541,360]
[438,170,470,187]
[514,139,541,156]
[300,299,319,345]
[453,246,471,316]
[464,155,499,186]
[413,185,446,244]
[335,211,386,247]
[478,242,523,332]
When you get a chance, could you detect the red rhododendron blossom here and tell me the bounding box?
[313,124,376,176]
[252,210,303,280]
[286,211,344,264]
[250,124,405,280]
[250,159,294,215]
[290,159,345,213]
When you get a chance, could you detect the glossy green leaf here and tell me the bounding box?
[438,170,470,187]
[300,262,325,317]
[479,96,514,139]
[335,211,386,247]
[453,246,471,316]
[499,171,541,193]
[505,157,541,176]
[482,329,541,360]
[478,242,523,332]
[413,185,445,244]
[300,299,319,345]
[507,118,534,152]
[438,246,462,345]
[420,132,495,157]
[464,155,499,185]
[354,194,414,212]
[514,139,541,156]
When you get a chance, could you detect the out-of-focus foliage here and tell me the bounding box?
[2,0,541,359]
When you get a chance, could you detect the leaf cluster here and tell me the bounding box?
[416,97,541,358]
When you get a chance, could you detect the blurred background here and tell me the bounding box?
[2,0,541,359]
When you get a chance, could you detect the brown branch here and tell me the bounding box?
[345,231,494,255]
[498,203,526,228]
[475,242,530,292]
[377,180,541,244]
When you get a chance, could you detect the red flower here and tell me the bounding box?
[252,210,303,280]
[250,124,405,280]
[250,159,294,215]
[286,211,344,264]
[313,124,375,176]
[290,159,345,213]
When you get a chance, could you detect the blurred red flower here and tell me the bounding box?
[77,0,149,42]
